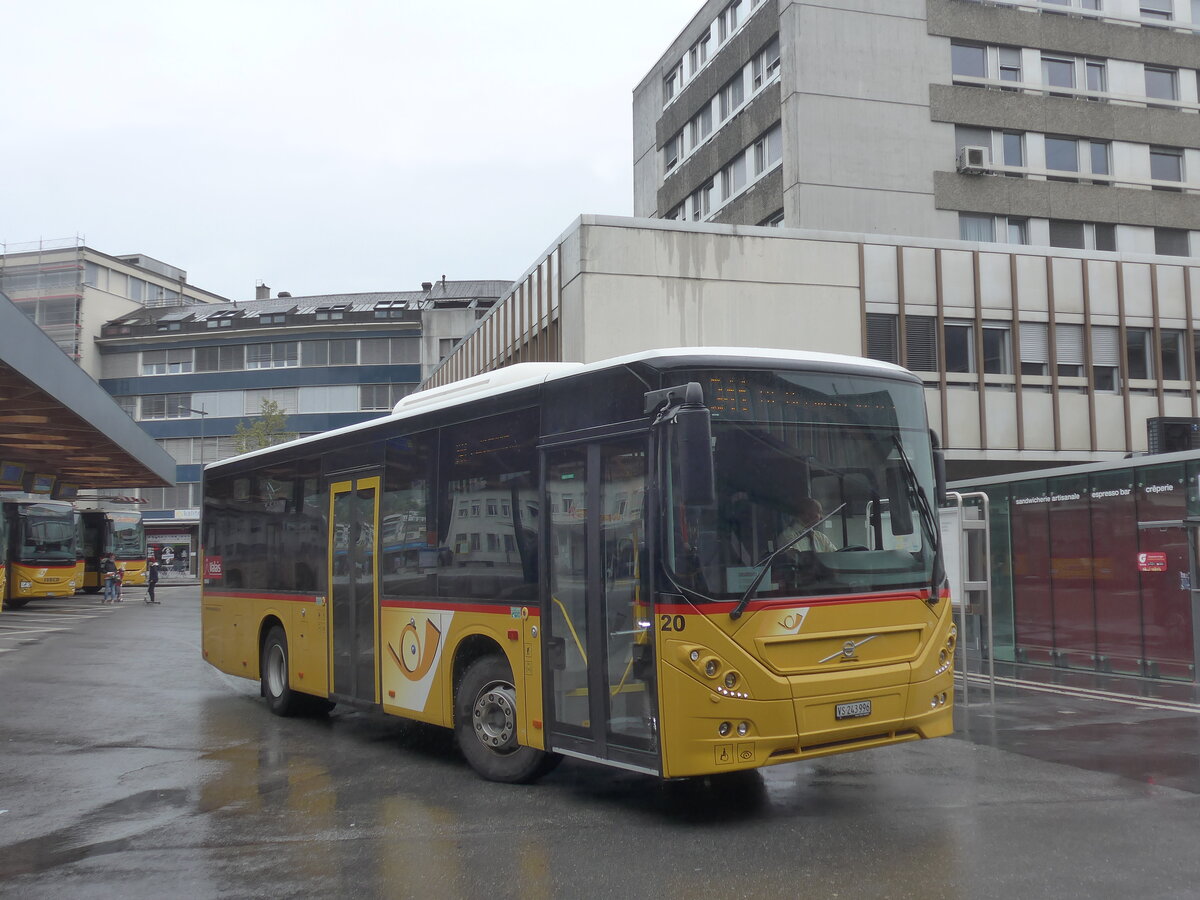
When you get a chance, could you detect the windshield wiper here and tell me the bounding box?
[890,435,944,604]
[728,502,846,621]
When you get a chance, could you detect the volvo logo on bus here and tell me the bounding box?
[819,634,878,663]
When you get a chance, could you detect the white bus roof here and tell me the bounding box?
[207,347,912,472]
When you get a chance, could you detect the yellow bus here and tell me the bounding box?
[201,349,954,782]
[2,495,79,609]
[76,502,148,592]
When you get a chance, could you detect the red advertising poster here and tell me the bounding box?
[205,557,223,578]
[1137,552,1168,572]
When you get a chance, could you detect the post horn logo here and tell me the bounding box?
[388,617,442,681]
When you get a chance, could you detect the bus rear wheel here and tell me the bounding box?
[262,625,303,717]
[455,655,559,783]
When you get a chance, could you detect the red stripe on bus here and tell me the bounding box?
[380,599,541,617]
[655,588,935,615]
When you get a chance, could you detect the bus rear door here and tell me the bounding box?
[328,476,381,705]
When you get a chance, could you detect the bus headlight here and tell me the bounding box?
[705,659,719,678]
[20,581,31,590]
[737,721,749,736]
[718,721,732,736]
[724,672,738,689]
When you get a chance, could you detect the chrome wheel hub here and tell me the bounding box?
[472,680,517,753]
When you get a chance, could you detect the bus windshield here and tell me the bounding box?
[663,368,937,601]
[109,513,146,557]
[16,503,76,563]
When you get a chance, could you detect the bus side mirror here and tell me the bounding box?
[931,429,947,504]
[675,404,714,506]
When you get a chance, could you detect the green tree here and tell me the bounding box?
[232,399,296,454]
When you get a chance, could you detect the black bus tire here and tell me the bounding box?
[455,654,559,783]
[4,596,31,610]
[261,625,302,717]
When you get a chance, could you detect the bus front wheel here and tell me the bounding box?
[455,655,559,783]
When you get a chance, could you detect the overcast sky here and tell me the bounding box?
[2,1,700,300]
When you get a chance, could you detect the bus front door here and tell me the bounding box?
[328,476,381,704]
[544,439,659,773]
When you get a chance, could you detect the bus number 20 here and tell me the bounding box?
[660,614,686,632]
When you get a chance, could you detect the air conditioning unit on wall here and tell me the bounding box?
[956,145,990,174]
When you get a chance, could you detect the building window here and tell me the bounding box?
[752,36,780,91]
[245,342,298,368]
[1055,323,1085,377]
[719,74,744,120]
[717,0,742,43]
[1085,60,1106,96]
[1145,66,1178,104]
[1006,217,1029,245]
[1088,141,1110,182]
[1020,322,1049,376]
[1048,220,1116,252]
[759,209,785,227]
[360,384,415,411]
[951,43,987,80]
[314,306,346,321]
[905,316,939,372]
[959,213,995,243]
[195,345,242,372]
[1161,330,1186,381]
[688,33,710,76]
[1091,326,1120,391]
[141,393,192,420]
[245,388,297,415]
[664,131,683,172]
[1002,132,1024,173]
[1042,54,1076,95]
[689,105,714,147]
[944,322,975,373]
[999,47,1021,87]
[258,313,286,325]
[866,314,899,365]
[982,322,1012,374]
[753,123,782,175]
[116,396,137,418]
[142,348,193,375]
[663,62,683,103]
[1045,136,1080,181]
[1154,227,1191,257]
[373,300,407,318]
[721,154,747,200]
[1149,146,1183,189]
[1140,0,1173,20]
[690,181,714,220]
[1126,328,1154,380]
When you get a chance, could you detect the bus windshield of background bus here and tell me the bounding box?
[17,505,76,562]
[109,514,145,557]
[664,369,936,601]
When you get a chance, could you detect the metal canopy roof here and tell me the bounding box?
[0,293,175,489]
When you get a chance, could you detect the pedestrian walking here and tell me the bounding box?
[145,560,160,604]
[115,566,125,602]
[101,554,119,603]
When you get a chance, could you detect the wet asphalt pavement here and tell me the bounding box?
[1,587,1199,899]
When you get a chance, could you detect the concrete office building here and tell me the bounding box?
[96,280,510,569]
[633,0,1199,258]
[0,239,228,378]
[427,215,1200,481]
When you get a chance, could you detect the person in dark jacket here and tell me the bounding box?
[146,560,160,604]
[101,554,119,603]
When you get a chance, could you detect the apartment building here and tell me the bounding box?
[96,280,510,567]
[0,239,228,377]
[633,0,1199,258]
